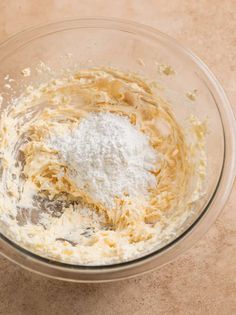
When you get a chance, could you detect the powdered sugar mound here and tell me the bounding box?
[48,112,158,208]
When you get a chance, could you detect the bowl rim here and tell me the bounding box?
[0,17,235,282]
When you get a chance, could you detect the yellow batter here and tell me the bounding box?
[0,68,206,264]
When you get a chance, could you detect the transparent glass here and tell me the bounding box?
[0,18,235,282]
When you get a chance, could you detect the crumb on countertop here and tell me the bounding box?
[137,58,145,66]
[186,89,198,101]
[21,68,31,77]
[156,63,175,76]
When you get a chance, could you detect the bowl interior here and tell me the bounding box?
[0,19,225,267]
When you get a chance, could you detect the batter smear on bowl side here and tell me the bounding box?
[0,68,207,264]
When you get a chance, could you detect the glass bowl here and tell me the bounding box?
[0,18,235,282]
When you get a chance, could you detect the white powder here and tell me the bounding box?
[48,112,158,209]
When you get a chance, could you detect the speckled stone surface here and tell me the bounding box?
[0,1,235,314]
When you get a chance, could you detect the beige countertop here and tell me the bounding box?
[0,1,235,314]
